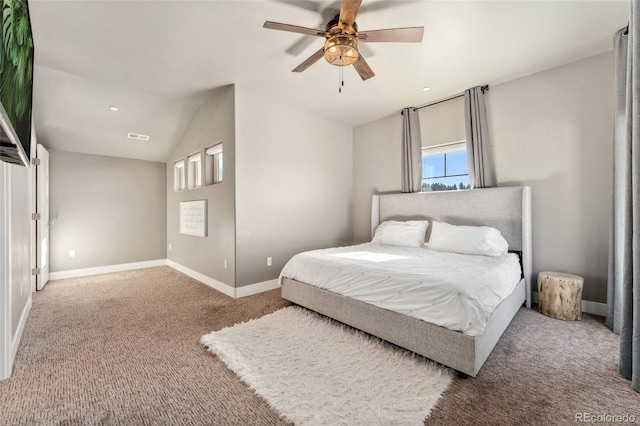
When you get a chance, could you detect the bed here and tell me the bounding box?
[280,186,532,377]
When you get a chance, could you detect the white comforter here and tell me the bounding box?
[279,243,522,336]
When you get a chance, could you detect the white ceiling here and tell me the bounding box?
[30,0,629,162]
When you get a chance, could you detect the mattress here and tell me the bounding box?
[279,243,522,336]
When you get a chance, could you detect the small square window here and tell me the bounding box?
[188,152,202,189]
[174,160,185,192]
[205,143,223,185]
[421,142,470,192]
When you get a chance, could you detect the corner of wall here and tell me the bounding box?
[233,87,354,287]
[166,84,236,288]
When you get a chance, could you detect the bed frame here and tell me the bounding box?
[282,186,532,377]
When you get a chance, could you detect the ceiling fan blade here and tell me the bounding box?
[353,55,375,81]
[292,47,326,73]
[358,27,424,43]
[263,21,326,37]
[339,0,362,28]
[285,18,328,56]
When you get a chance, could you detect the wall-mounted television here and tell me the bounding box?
[0,0,34,167]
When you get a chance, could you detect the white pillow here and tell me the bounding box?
[427,221,508,257]
[372,220,429,248]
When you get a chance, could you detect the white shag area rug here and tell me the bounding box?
[201,306,453,426]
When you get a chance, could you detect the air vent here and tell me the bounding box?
[127,132,150,141]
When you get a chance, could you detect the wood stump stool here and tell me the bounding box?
[538,271,584,320]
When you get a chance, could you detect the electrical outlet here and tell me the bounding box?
[224,259,228,269]
[69,249,76,258]
[267,257,272,267]
[169,243,172,250]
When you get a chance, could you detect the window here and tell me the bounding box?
[188,152,202,189]
[173,160,185,192]
[205,143,223,185]
[421,142,470,192]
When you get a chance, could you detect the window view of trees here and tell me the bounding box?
[421,145,470,192]
[422,181,471,192]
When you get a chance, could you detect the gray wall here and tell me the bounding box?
[352,52,614,304]
[234,86,353,287]
[353,113,402,244]
[49,151,167,272]
[488,52,613,303]
[166,85,236,286]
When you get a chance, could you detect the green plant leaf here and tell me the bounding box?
[0,0,32,124]
[16,14,27,46]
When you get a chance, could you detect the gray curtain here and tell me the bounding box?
[606,11,639,393]
[401,108,422,193]
[464,87,496,188]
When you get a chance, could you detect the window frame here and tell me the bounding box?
[421,141,470,192]
[173,159,185,192]
[205,142,223,186]
[187,152,202,189]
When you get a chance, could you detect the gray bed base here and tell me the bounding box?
[281,186,532,377]
[282,277,525,377]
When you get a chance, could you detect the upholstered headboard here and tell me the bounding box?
[371,186,532,308]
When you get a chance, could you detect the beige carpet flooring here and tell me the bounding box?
[0,266,637,425]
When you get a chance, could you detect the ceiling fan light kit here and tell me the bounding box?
[324,34,359,66]
[264,0,424,84]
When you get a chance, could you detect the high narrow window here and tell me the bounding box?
[421,142,470,192]
[188,152,202,189]
[205,143,223,185]
[174,159,185,192]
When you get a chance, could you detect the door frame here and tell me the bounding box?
[30,146,36,293]
[35,144,49,290]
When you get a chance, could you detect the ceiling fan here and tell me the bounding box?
[264,0,424,81]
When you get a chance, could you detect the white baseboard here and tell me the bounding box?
[167,260,235,298]
[49,259,168,281]
[49,258,281,299]
[235,279,280,298]
[532,292,607,317]
[167,260,280,299]
[11,296,31,365]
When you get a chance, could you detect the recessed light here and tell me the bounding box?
[421,87,430,92]
[109,106,119,112]
[127,132,150,141]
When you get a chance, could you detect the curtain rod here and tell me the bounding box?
[404,85,490,113]
[414,93,464,110]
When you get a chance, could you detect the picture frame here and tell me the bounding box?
[179,200,207,237]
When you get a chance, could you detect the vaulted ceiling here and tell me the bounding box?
[30,0,629,162]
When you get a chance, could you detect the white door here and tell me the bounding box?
[36,144,49,290]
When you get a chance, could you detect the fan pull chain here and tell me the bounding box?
[338,65,344,93]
